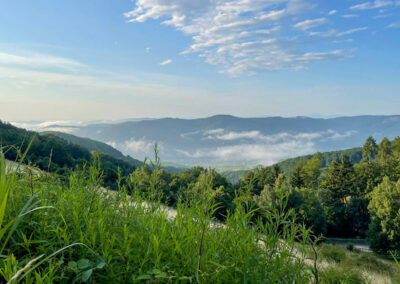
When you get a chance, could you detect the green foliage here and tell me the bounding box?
[288,187,327,236]
[319,244,348,263]
[317,244,400,284]
[368,177,400,253]
[322,155,356,201]
[362,136,378,162]
[277,147,363,175]
[0,154,313,283]
[320,266,365,284]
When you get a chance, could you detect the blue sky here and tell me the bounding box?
[0,0,399,121]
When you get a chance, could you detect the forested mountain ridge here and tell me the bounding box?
[42,131,142,167]
[224,147,363,183]
[66,114,400,166]
[0,120,137,187]
[276,147,363,175]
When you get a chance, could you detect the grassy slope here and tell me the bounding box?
[0,157,312,283]
[1,156,399,283]
[315,244,400,283]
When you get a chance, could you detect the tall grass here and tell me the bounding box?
[0,152,314,283]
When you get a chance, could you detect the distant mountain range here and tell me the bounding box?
[10,115,400,168]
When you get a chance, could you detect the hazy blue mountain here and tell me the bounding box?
[68,115,400,167]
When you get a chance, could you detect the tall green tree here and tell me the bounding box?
[289,161,305,189]
[362,136,378,162]
[392,136,400,158]
[378,137,393,164]
[368,177,400,252]
[321,155,356,201]
[301,153,322,190]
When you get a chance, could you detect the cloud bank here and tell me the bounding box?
[177,128,358,165]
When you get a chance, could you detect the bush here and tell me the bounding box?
[319,245,347,263]
[346,243,354,251]
[320,267,365,284]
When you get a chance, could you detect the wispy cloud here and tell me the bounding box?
[160,59,172,66]
[125,0,349,76]
[337,27,368,37]
[294,18,327,31]
[341,14,359,18]
[0,51,85,71]
[309,27,368,38]
[350,0,395,10]
[386,22,400,28]
[328,10,337,15]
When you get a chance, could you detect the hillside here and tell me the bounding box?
[66,115,400,167]
[223,147,363,183]
[0,120,137,188]
[276,147,363,175]
[42,131,142,167]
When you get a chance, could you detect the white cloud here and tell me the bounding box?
[125,0,349,76]
[0,51,85,70]
[386,22,400,28]
[203,128,225,135]
[337,27,368,37]
[328,10,337,15]
[373,13,392,18]
[146,47,151,53]
[178,142,316,165]
[208,130,263,140]
[160,59,172,66]
[350,0,394,10]
[178,128,357,164]
[10,120,81,133]
[108,138,157,159]
[294,18,327,31]
[309,27,368,38]
[341,14,359,18]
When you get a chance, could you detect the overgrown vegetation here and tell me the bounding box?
[0,149,315,283]
[236,136,400,256]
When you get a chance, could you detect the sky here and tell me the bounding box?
[0,0,399,122]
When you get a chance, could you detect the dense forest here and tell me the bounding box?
[241,136,400,253]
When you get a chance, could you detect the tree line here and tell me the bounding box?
[127,136,400,255]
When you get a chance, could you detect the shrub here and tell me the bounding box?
[319,244,347,263]
[320,267,365,284]
[346,243,354,251]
